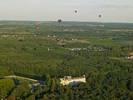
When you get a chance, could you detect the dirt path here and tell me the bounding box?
[4,75,38,82]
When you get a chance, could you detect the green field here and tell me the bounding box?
[0,21,133,100]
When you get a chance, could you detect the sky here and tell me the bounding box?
[0,0,133,22]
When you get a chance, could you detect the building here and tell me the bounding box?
[127,52,133,60]
[60,75,86,86]
[127,56,133,60]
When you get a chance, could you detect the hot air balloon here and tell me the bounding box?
[75,10,78,13]
[98,14,102,18]
[58,19,62,23]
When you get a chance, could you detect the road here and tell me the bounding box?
[4,75,38,82]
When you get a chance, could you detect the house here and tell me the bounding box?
[127,55,133,60]
[60,75,86,86]
[127,52,133,60]
[128,56,133,60]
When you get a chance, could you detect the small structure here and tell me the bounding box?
[29,80,45,93]
[127,52,133,60]
[60,75,86,86]
[48,48,50,51]
[57,41,66,47]
[29,80,45,88]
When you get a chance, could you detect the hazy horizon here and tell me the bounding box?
[0,0,133,23]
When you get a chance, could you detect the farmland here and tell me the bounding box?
[0,21,133,100]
